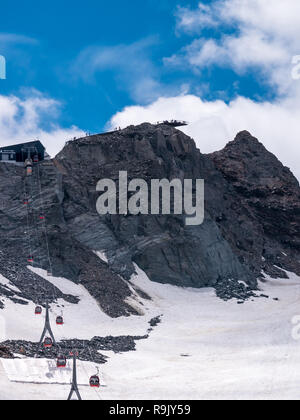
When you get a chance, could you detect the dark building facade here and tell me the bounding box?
[0,140,45,163]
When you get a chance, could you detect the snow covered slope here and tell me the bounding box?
[2,357,105,386]
[1,263,300,400]
[98,267,300,400]
[0,266,154,342]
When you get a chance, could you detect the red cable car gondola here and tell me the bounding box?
[35,306,42,315]
[56,354,67,368]
[44,337,53,348]
[56,316,64,325]
[39,214,45,220]
[27,255,34,263]
[89,375,100,388]
[33,155,39,163]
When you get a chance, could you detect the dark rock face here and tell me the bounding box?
[209,131,300,278]
[55,124,257,291]
[0,162,137,317]
[0,344,13,358]
[3,335,148,363]
[0,125,299,317]
[149,316,162,328]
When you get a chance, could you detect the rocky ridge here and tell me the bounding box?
[0,124,298,317]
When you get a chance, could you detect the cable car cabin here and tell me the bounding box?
[26,166,33,177]
[33,155,39,163]
[35,306,42,315]
[27,255,34,263]
[89,375,100,388]
[43,337,53,348]
[56,316,64,325]
[56,355,67,368]
[39,214,45,220]
[23,194,29,205]
[24,158,33,176]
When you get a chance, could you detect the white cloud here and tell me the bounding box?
[0,92,84,157]
[177,0,300,38]
[220,0,300,40]
[70,37,165,103]
[176,3,219,32]
[108,93,300,181]
[172,0,300,94]
[0,33,38,46]
[184,30,289,71]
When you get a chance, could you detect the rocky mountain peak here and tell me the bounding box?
[219,130,272,158]
[0,123,299,316]
[209,131,300,279]
[234,130,259,142]
[211,130,299,189]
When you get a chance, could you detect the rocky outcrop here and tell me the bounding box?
[3,335,149,363]
[209,131,300,278]
[0,124,299,317]
[0,344,13,358]
[54,124,257,292]
[0,161,138,317]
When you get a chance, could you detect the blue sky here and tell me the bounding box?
[0,0,299,180]
[0,0,185,132]
[0,0,272,133]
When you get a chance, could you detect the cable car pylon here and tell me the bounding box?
[67,350,82,401]
[37,300,57,352]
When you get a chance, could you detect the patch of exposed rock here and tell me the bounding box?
[0,344,13,359]
[2,335,148,364]
[209,130,300,279]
